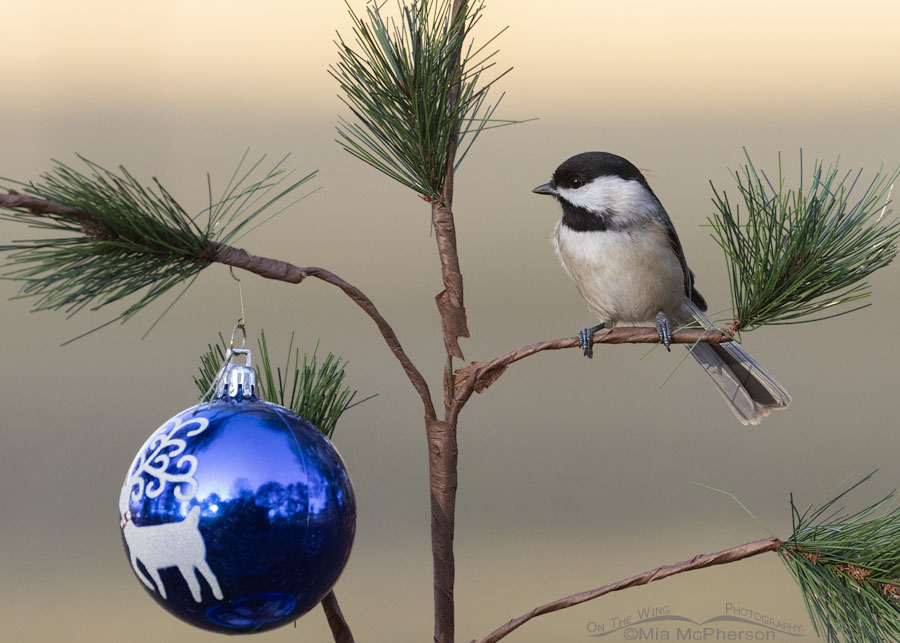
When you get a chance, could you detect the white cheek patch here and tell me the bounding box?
[556,176,658,225]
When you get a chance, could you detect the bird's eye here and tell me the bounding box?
[570,178,584,188]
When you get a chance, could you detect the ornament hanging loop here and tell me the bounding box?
[230,319,246,351]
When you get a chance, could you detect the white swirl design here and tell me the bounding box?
[127,414,210,504]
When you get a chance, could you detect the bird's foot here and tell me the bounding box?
[577,323,606,359]
[655,311,672,351]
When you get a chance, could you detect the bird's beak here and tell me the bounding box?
[532,182,555,196]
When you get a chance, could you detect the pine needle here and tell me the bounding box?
[708,150,900,332]
[330,0,527,200]
[0,153,317,326]
[193,330,375,438]
[691,473,900,641]
[780,472,900,642]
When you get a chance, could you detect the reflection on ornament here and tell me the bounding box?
[119,351,356,633]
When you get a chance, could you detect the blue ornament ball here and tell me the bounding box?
[119,394,356,634]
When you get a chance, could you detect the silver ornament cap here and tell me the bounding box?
[216,348,256,399]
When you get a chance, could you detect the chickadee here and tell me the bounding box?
[533,151,790,425]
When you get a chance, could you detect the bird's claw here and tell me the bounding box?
[655,311,672,351]
[578,328,594,358]
[577,323,606,359]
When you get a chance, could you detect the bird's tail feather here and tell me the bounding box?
[683,302,791,425]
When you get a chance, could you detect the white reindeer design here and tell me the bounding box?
[120,414,222,603]
[121,505,223,603]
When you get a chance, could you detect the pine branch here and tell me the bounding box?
[477,474,900,643]
[214,246,439,422]
[321,591,355,643]
[331,0,521,200]
[0,154,316,323]
[453,328,732,404]
[430,3,468,635]
[0,188,439,420]
[475,538,782,643]
[331,5,522,635]
[0,191,93,221]
[780,472,900,642]
[709,150,900,332]
[333,4,502,637]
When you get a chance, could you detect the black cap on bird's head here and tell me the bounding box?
[532,152,650,196]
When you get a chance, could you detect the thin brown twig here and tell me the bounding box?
[0,191,92,221]
[430,0,470,364]
[428,2,469,640]
[321,591,355,643]
[453,327,733,405]
[0,191,437,422]
[214,245,437,422]
[474,537,782,643]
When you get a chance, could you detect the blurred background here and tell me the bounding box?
[2,1,899,641]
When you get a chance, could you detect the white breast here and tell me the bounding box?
[552,221,688,325]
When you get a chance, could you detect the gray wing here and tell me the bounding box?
[657,206,707,311]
